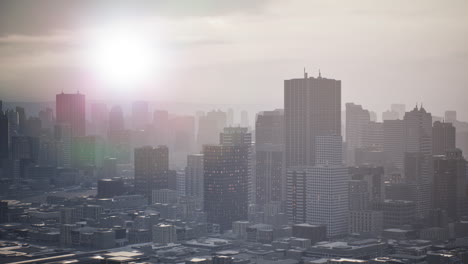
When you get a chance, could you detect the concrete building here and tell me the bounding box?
[346,103,370,166]
[153,223,177,244]
[56,92,86,137]
[203,144,249,231]
[349,210,383,236]
[432,121,456,156]
[134,146,170,198]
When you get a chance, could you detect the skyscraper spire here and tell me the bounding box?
[304,67,308,79]
[318,69,322,78]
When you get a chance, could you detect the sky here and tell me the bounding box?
[0,0,467,120]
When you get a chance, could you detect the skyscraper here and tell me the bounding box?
[90,103,108,136]
[0,111,8,160]
[403,106,433,218]
[433,149,467,220]
[255,110,284,206]
[383,119,405,170]
[56,92,86,137]
[132,101,149,130]
[185,154,204,207]
[109,105,125,132]
[432,121,456,156]
[54,123,72,168]
[346,103,370,165]
[305,135,348,238]
[203,144,249,231]
[284,71,341,167]
[134,146,170,198]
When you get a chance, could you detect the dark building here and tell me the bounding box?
[0,201,8,223]
[349,166,385,204]
[433,149,467,220]
[374,200,416,228]
[203,144,249,231]
[284,71,341,167]
[255,110,285,206]
[56,92,86,137]
[0,111,8,160]
[292,223,327,243]
[97,178,125,198]
[432,121,456,155]
[134,146,170,198]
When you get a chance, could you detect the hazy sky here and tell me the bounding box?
[0,0,467,120]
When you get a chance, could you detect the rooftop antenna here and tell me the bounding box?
[304,67,308,78]
[318,69,322,78]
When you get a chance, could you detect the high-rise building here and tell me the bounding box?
[391,104,406,119]
[0,111,8,160]
[109,105,125,132]
[90,103,108,136]
[185,154,204,205]
[433,149,467,220]
[54,123,72,168]
[97,178,125,198]
[383,119,405,170]
[382,110,399,121]
[345,103,370,165]
[284,71,341,167]
[349,166,385,204]
[56,92,85,137]
[255,110,285,206]
[348,180,370,211]
[240,110,249,127]
[134,146,170,198]
[132,101,149,130]
[220,127,253,204]
[432,121,456,156]
[203,144,249,231]
[72,136,104,168]
[153,110,170,146]
[403,106,433,218]
[227,108,234,126]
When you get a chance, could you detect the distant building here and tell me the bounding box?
[185,154,204,207]
[153,224,176,244]
[346,103,370,165]
[349,211,383,236]
[56,92,85,137]
[374,200,416,228]
[132,101,149,130]
[432,121,456,155]
[292,223,327,243]
[97,178,125,198]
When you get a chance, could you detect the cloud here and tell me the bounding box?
[0,0,272,36]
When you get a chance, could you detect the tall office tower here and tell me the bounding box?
[404,106,433,218]
[101,157,118,178]
[306,135,348,238]
[90,103,108,136]
[364,122,384,148]
[240,110,249,127]
[383,119,405,170]
[369,111,377,122]
[207,110,227,132]
[0,112,8,160]
[203,144,249,231]
[433,149,467,220]
[153,110,170,146]
[185,154,204,207]
[432,121,456,155]
[109,106,125,132]
[286,167,308,223]
[132,101,149,130]
[382,110,399,121]
[38,108,54,130]
[152,224,177,244]
[54,123,72,168]
[134,146,170,198]
[284,71,341,167]
[170,115,195,155]
[220,127,254,204]
[345,103,370,165]
[348,180,370,210]
[6,109,19,139]
[227,108,234,126]
[25,117,41,137]
[349,166,385,204]
[11,136,40,162]
[255,110,284,206]
[444,111,457,123]
[197,110,226,151]
[15,107,26,135]
[72,136,104,168]
[56,92,86,137]
[391,104,406,119]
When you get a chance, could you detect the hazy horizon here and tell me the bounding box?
[1,0,467,119]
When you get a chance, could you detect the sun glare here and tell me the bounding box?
[85,27,160,87]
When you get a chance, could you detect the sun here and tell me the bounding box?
[85,26,160,87]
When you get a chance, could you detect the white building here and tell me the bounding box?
[152,224,176,244]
